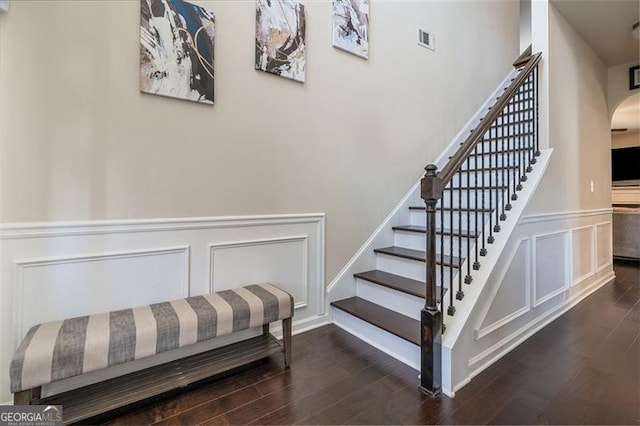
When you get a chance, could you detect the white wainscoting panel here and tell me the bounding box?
[210,237,308,309]
[533,231,569,307]
[475,239,531,339]
[14,246,190,342]
[571,226,595,286]
[0,214,326,404]
[595,222,612,272]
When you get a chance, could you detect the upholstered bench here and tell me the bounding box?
[10,283,293,424]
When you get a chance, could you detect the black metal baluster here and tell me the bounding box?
[476,123,496,250]
[511,92,523,201]
[513,90,520,190]
[531,65,540,158]
[520,86,528,184]
[457,165,464,300]
[439,199,445,325]
[505,97,513,211]
[466,159,473,282]
[440,194,444,322]
[526,76,534,172]
[501,105,509,219]
[448,186,455,316]
[468,141,482,264]
[480,128,489,254]
[492,112,501,236]
[516,89,524,192]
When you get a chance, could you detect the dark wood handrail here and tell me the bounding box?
[437,52,541,187]
[513,44,532,68]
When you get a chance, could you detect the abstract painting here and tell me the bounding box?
[255,0,306,83]
[332,0,369,59]
[140,0,215,104]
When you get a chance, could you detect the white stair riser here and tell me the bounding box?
[410,210,490,229]
[440,191,506,209]
[375,254,455,287]
[451,171,519,187]
[462,153,532,170]
[332,308,420,371]
[355,279,423,321]
[394,231,473,254]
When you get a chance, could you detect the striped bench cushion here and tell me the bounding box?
[10,283,293,393]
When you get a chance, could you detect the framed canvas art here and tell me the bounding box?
[332,0,369,59]
[255,0,306,83]
[140,0,215,104]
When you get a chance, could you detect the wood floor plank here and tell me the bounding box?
[205,364,353,425]
[152,385,261,426]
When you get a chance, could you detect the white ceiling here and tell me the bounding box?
[611,93,640,131]
[550,0,640,67]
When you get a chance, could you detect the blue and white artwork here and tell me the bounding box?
[332,0,369,59]
[140,0,215,104]
[255,0,306,83]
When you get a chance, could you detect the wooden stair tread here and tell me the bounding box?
[354,269,445,300]
[459,165,520,172]
[330,297,420,345]
[409,206,493,213]
[471,147,532,154]
[374,246,463,268]
[453,147,531,158]
[443,185,508,191]
[393,225,479,238]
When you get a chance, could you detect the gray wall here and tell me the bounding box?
[0,0,519,283]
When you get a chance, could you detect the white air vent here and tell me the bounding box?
[417,29,435,51]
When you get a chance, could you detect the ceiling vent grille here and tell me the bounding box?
[417,29,435,50]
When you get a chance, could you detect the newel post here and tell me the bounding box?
[419,164,443,396]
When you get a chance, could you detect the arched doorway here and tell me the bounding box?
[610,92,640,261]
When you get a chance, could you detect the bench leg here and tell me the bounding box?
[14,387,41,405]
[282,317,292,367]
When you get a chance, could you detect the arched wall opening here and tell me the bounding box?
[610,92,640,261]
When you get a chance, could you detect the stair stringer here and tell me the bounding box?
[326,67,519,305]
[440,149,553,396]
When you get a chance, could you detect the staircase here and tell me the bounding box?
[329,48,547,396]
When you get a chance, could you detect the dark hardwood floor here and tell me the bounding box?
[102,261,639,425]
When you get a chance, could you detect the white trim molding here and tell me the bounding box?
[474,238,531,340]
[12,246,191,341]
[595,222,613,272]
[570,225,596,288]
[520,208,613,225]
[532,230,569,307]
[209,236,311,310]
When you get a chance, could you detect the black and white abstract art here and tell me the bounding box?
[255,0,306,83]
[332,0,369,59]
[140,0,215,104]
